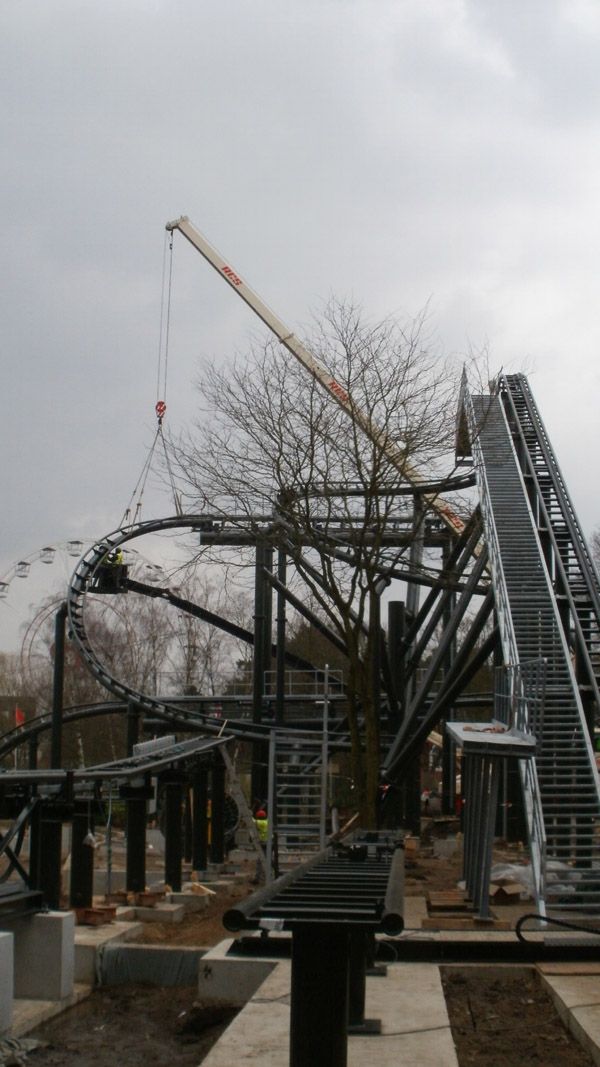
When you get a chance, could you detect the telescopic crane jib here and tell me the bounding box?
[165,215,468,540]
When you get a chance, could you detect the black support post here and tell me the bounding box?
[28,801,41,891]
[37,805,63,909]
[377,601,405,829]
[252,542,272,802]
[184,790,193,864]
[126,701,140,755]
[163,778,183,892]
[290,926,350,1067]
[275,545,287,726]
[192,765,209,873]
[210,758,226,865]
[441,536,457,816]
[387,601,406,729]
[28,735,39,770]
[405,501,426,834]
[370,588,381,725]
[126,789,147,894]
[70,802,94,908]
[51,603,67,770]
[347,928,381,1033]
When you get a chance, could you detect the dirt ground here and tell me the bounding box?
[25,985,237,1066]
[443,967,595,1067]
[22,834,595,1067]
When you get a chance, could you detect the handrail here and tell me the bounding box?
[465,391,547,908]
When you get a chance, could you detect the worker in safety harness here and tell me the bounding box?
[95,546,126,592]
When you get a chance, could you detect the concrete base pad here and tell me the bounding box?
[539,964,600,1067]
[166,891,210,912]
[74,921,144,985]
[199,939,277,1008]
[134,903,185,923]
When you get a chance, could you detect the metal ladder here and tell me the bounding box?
[267,728,328,872]
[468,388,600,912]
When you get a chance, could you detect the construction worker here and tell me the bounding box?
[95,546,126,592]
[254,809,268,843]
[252,809,268,884]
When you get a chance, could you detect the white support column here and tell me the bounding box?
[13,911,74,1001]
[0,932,14,1033]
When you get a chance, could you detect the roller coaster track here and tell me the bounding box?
[0,699,217,764]
[65,515,353,747]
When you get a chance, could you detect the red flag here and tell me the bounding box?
[14,706,25,727]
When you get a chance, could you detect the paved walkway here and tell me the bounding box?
[540,963,600,1067]
[201,960,459,1067]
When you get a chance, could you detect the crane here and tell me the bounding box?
[165,216,469,540]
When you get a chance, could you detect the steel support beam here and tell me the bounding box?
[70,802,94,909]
[51,603,67,770]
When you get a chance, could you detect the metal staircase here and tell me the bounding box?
[501,374,600,728]
[467,386,600,913]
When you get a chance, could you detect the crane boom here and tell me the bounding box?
[165,215,467,539]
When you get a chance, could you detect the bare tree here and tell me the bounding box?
[159,572,253,696]
[171,301,463,825]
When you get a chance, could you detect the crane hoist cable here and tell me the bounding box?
[158,423,183,517]
[156,229,174,416]
[119,233,181,525]
[119,428,161,526]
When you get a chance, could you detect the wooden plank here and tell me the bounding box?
[428,891,471,912]
[422,915,511,931]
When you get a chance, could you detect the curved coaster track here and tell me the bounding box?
[66,515,337,742]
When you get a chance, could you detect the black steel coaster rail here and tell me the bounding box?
[65,517,362,760]
[0,735,230,788]
[0,689,355,766]
[66,515,333,742]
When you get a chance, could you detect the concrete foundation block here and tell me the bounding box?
[74,921,143,985]
[166,892,210,913]
[13,911,75,1001]
[0,932,14,1034]
[199,939,276,1008]
[114,906,138,922]
[135,903,185,923]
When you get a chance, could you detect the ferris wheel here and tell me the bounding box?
[0,540,86,600]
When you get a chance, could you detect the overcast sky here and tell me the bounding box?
[2,0,600,651]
